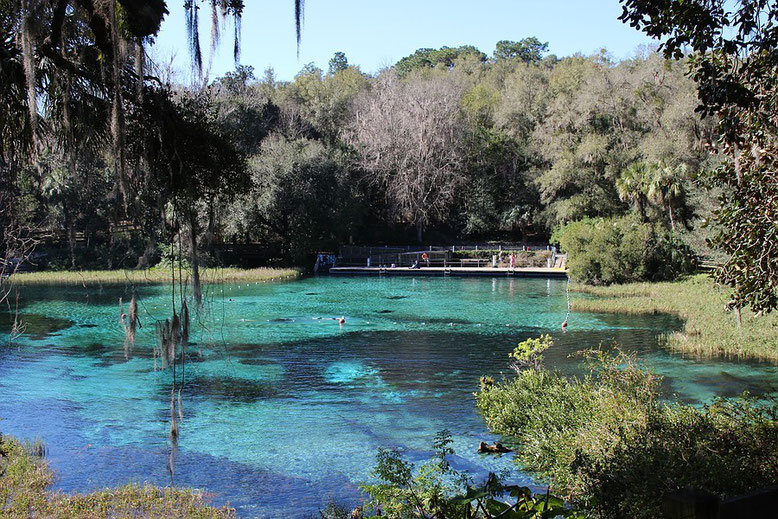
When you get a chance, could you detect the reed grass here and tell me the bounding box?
[0,433,234,517]
[571,274,778,362]
[7,267,302,286]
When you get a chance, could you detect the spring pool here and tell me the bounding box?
[1,275,777,516]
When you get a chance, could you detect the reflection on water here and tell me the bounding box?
[0,276,776,517]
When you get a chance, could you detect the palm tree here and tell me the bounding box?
[616,161,653,221]
[648,163,687,232]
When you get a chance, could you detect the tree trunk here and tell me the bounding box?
[188,214,201,307]
[636,198,647,222]
[416,218,423,244]
[65,210,76,268]
[520,223,529,243]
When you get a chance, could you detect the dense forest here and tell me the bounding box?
[5,28,717,269]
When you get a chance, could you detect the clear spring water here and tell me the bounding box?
[1,275,777,517]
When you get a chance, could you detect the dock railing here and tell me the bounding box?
[337,244,556,268]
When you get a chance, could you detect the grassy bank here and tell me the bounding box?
[7,267,302,286]
[571,274,778,362]
[0,434,234,518]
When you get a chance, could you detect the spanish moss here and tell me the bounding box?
[295,0,304,56]
[233,12,241,63]
[210,2,220,54]
[185,0,203,78]
[20,0,37,145]
[169,388,178,441]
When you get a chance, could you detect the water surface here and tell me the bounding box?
[1,276,776,517]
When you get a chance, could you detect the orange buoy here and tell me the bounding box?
[561,320,568,331]
[338,317,346,325]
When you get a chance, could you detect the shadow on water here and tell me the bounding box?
[182,376,283,403]
[7,284,161,309]
[52,444,357,517]
[0,311,74,338]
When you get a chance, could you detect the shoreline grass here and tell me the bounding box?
[0,434,234,517]
[570,274,778,363]
[6,267,303,286]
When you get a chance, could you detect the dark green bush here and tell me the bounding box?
[551,216,696,284]
[476,348,778,518]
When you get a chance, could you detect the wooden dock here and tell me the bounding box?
[328,266,568,278]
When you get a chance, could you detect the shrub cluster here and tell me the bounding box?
[551,216,696,284]
[476,346,778,518]
[356,430,582,518]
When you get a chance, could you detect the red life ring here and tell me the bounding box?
[421,252,429,261]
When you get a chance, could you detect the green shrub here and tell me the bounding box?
[509,334,553,371]
[476,346,778,518]
[551,216,696,284]
[360,430,582,518]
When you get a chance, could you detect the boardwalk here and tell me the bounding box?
[329,266,568,278]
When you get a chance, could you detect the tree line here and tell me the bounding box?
[4,33,716,268]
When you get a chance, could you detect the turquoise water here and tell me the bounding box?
[1,276,777,517]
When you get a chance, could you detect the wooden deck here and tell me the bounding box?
[328,266,568,278]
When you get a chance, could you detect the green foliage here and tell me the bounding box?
[476,348,778,518]
[509,334,552,371]
[394,46,487,77]
[619,1,778,312]
[328,51,349,75]
[285,61,367,142]
[532,53,710,230]
[226,135,360,262]
[360,430,582,518]
[493,38,549,64]
[552,216,696,284]
[4,9,715,268]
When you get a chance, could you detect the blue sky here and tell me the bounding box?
[150,1,657,83]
